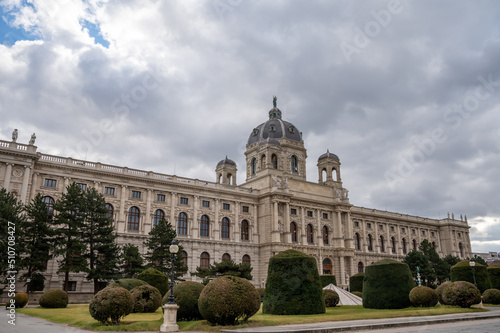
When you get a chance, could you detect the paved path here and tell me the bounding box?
[1,307,499,333]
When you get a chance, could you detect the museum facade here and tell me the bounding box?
[0,103,472,292]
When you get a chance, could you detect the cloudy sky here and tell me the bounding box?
[1,0,499,253]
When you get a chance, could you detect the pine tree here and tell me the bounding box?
[52,183,88,291]
[0,189,25,285]
[403,249,434,286]
[81,187,120,293]
[144,218,187,280]
[20,194,54,289]
[120,243,144,278]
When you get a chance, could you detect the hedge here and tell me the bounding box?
[450,260,491,293]
[487,265,500,289]
[349,272,364,293]
[109,278,149,291]
[319,275,337,287]
[137,268,168,296]
[163,281,205,321]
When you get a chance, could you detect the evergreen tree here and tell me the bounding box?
[471,254,488,266]
[20,194,54,289]
[419,239,445,286]
[52,183,88,291]
[403,249,434,286]
[191,260,253,285]
[443,254,461,267]
[144,218,187,280]
[120,243,144,278]
[0,189,25,286]
[81,187,120,293]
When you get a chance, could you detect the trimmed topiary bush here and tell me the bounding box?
[323,289,340,307]
[363,259,415,309]
[263,250,325,315]
[482,288,500,304]
[319,275,337,287]
[89,286,134,325]
[450,260,491,293]
[131,285,162,313]
[109,278,149,291]
[162,281,205,321]
[436,281,452,305]
[409,286,438,307]
[137,268,168,296]
[198,276,260,325]
[349,272,364,293]
[6,292,29,309]
[487,265,500,289]
[352,291,363,299]
[442,281,481,308]
[39,289,68,308]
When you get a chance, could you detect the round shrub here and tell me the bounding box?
[6,292,29,309]
[352,291,363,299]
[89,286,134,325]
[349,272,364,293]
[482,288,500,304]
[442,281,481,308]
[409,286,438,307]
[487,265,500,289]
[263,250,325,315]
[363,259,415,309]
[256,288,265,302]
[137,268,168,296]
[131,285,162,313]
[162,281,205,321]
[198,276,260,325]
[323,289,340,307]
[109,278,149,291]
[39,289,68,308]
[436,281,452,305]
[320,275,337,287]
[450,260,491,293]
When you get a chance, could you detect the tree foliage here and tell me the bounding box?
[191,260,252,285]
[120,243,144,278]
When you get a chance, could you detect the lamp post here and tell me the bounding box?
[161,239,180,332]
[26,277,31,293]
[469,260,483,308]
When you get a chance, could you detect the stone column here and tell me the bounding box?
[272,201,280,242]
[29,172,38,202]
[119,185,127,232]
[214,199,220,240]
[170,192,176,229]
[3,163,12,190]
[63,177,69,192]
[285,203,291,243]
[253,204,259,243]
[374,221,380,253]
[234,201,239,241]
[300,207,306,245]
[145,189,152,233]
[361,219,367,252]
[316,208,322,245]
[192,196,199,238]
[334,211,342,248]
[160,304,179,332]
[338,256,345,286]
[345,211,354,249]
[20,165,31,204]
[397,225,402,257]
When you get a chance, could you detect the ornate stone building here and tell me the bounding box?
[0,103,472,292]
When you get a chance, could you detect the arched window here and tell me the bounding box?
[128,206,140,230]
[402,238,407,254]
[42,196,55,219]
[332,168,338,181]
[153,209,164,227]
[242,254,251,265]
[200,252,210,269]
[379,235,385,253]
[459,242,464,257]
[181,250,188,268]
[272,154,278,169]
[412,239,417,251]
[177,212,187,235]
[354,233,361,250]
[367,234,373,252]
[221,217,230,239]
[322,226,329,245]
[290,222,298,242]
[222,253,231,261]
[432,241,437,249]
[307,224,314,244]
[358,261,364,273]
[241,220,249,241]
[291,155,298,173]
[391,237,396,254]
[200,215,210,237]
[321,169,327,182]
[261,154,266,169]
[105,203,114,220]
[251,158,257,175]
[323,258,333,275]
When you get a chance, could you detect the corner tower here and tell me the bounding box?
[244,97,307,182]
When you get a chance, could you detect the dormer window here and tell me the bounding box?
[253,128,259,136]
[270,125,276,132]
[289,126,295,133]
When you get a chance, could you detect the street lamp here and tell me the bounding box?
[167,239,179,304]
[26,277,31,293]
[161,239,180,332]
[469,260,477,286]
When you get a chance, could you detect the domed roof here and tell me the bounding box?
[247,103,303,146]
[217,156,236,166]
[318,149,339,161]
[258,137,281,146]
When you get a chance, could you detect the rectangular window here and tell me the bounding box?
[180,197,188,205]
[354,221,359,227]
[391,226,395,232]
[421,230,426,236]
[307,210,313,217]
[156,194,165,202]
[104,187,115,195]
[223,203,230,210]
[131,190,141,199]
[44,178,57,188]
[379,224,384,230]
[291,208,297,215]
[431,231,435,237]
[412,229,416,235]
[202,200,210,208]
[401,227,406,233]
[63,281,77,291]
[367,223,371,229]
[458,232,461,238]
[322,213,328,219]
[242,205,249,213]
[76,183,87,192]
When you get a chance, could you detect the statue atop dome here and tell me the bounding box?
[273,95,277,108]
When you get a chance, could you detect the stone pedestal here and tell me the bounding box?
[160,304,179,332]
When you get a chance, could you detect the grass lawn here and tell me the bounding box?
[17,304,489,332]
